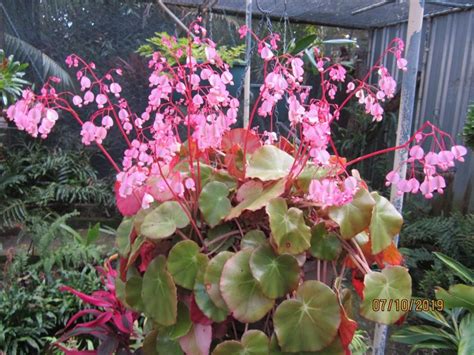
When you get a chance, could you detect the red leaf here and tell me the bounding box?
[68,312,113,330]
[112,312,133,334]
[224,149,245,179]
[351,270,365,299]
[64,309,102,329]
[138,241,160,273]
[278,136,295,155]
[338,308,358,350]
[115,182,143,216]
[60,286,114,308]
[221,128,261,153]
[190,294,212,325]
[212,318,230,339]
[54,343,97,355]
[395,313,407,326]
[378,242,404,267]
[119,257,128,281]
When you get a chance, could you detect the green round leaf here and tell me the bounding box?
[266,198,311,254]
[115,278,128,307]
[269,333,344,354]
[241,230,268,250]
[142,255,177,326]
[199,181,232,227]
[165,302,192,340]
[369,192,403,254]
[125,276,144,311]
[156,335,184,355]
[204,251,234,310]
[116,217,133,257]
[167,240,208,289]
[220,249,275,323]
[274,281,341,352]
[212,331,269,355]
[246,145,295,181]
[360,266,412,324]
[241,330,270,355]
[328,188,375,239]
[249,246,300,298]
[309,223,342,261]
[212,341,243,355]
[226,179,286,220]
[194,274,228,322]
[141,201,190,240]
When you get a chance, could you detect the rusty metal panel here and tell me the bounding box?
[369,9,474,212]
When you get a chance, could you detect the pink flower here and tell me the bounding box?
[119,109,129,121]
[329,65,346,82]
[110,82,122,97]
[260,46,274,61]
[407,178,420,193]
[397,58,408,71]
[84,90,94,105]
[424,152,439,166]
[80,76,91,90]
[451,145,467,162]
[238,25,248,39]
[316,59,325,72]
[385,170,400,186]
[193,94,204,106]
[205,46,217,63]
[141,193,154,209]
[409,145,424,160]
[184,178,195,191]
[291,58,304,80]
[95,126,107,144]
[96,94,107,108]
[308,178,355,207]
[221,71,233,85]
[81,122,97,145]
[102,115,113,129]
[72,95,83,107]
[346,82,355,92]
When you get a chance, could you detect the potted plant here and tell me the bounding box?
[5,19,467,354]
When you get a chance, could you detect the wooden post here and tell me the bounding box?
[372,0,425,353]
[243,0,252,127]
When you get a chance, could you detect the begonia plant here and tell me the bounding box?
[6,19,468,354]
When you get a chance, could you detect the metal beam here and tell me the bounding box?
[372,1,425,353]
[351,0,396,15]
[425,0,473,8]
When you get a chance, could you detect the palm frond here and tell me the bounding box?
[5,34,74,89]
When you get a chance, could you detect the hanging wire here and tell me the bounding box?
[255,0,277,15]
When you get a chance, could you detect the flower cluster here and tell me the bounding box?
[6,89,59,138]
[385,125,467,198]
[5,21,466,212]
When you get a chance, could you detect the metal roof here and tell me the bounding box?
[163,0,473,29]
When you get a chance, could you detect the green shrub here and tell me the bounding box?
[0,218,111,354]
[0,50,29,107]
[400,213,474,297]
[0,137,115,234]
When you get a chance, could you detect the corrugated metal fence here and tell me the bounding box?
[369,9,474,213]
